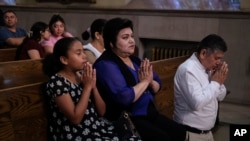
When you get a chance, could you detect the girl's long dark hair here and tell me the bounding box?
[42,37,80,77]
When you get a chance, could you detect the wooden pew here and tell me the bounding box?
[0,59,48,89]
[0,56,189,141]
[0,48,17,62]
[152,55,189,119]
[0,82,48,141]
[151,47,195,61]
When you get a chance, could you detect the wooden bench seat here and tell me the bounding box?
[0,59,48,89]
[0,48,17,62]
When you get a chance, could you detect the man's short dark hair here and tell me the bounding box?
[3,10,17,16]
[197,34,227,54]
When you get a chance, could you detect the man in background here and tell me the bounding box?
[0,10,27,48]
[173,34,229,141]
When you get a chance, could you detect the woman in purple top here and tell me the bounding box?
[93,17,187,141]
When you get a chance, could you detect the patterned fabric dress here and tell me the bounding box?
[45,74,119,141]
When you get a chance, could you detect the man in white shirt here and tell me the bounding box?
[173,34,229,141]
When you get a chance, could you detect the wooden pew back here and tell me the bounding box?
[152,55,189,118]
[0,48,17,62]
[0,59,48,89]
[151,47,195,61]
[0,83,48,141]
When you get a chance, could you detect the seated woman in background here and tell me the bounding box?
[42,37,141,141]
[82,18,107,64]
[42,14,73,54]
[15,21,50,60]
[93,17,187,141]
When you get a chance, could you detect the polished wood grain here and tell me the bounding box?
[0,83,48,141]
[152,56,189,119]
[0,59,48,89]
[0,48,17,62]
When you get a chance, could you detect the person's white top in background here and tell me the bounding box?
[83,43,102,58]
[173,53,227,130]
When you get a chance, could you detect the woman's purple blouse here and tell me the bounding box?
[94,59,162,117]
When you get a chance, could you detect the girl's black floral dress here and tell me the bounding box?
[45,74,120,141]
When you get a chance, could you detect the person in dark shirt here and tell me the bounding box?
[15,21,50,60]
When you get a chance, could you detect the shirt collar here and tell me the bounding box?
[191,53,207,73]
